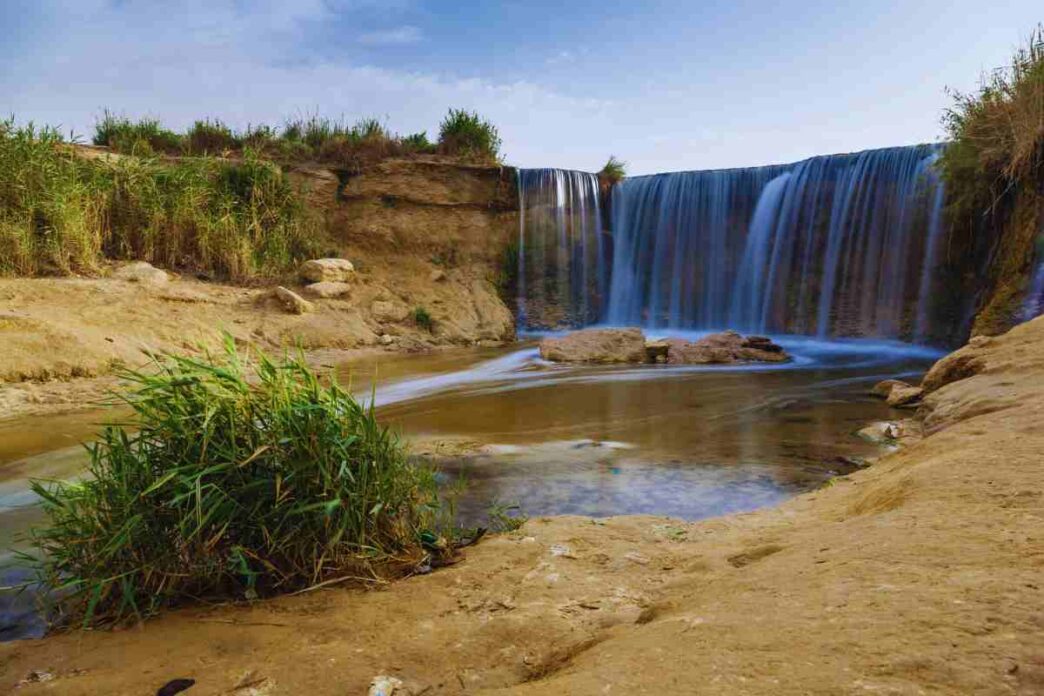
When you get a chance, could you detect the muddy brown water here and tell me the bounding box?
[0,334,940,640]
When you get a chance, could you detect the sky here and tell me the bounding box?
[1,1,1041,174]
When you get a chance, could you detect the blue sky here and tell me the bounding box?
[1,1,1041,174]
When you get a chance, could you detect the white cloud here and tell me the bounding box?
[358,25,423,46]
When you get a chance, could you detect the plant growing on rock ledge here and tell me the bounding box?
[24,337,445,628]
[413,306,435,332]
[599,155,627,185]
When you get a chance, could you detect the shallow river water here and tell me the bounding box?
[0,332,941,639]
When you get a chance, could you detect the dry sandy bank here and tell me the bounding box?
[2,318,1043,694]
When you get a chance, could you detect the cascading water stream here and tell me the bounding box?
[516,169,606,327]
[608,144,949,339]
[518,144,955,342]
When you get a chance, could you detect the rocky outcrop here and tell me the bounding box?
[539,328,647,364]
[539,328,790,365]
[664,331,790,365]
[871,379,924,407]
[299,258,355,283]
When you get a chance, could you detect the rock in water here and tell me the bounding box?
[645,339,670,363]
[871,379,911,399]
[113,261,169,285]
[301,281,351,299]
[298,258,354,283]
[664,331,790,364]
[274,286,315,314]
[887,384,924,408]
[539,328,647,363]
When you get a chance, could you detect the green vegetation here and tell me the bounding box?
[25,338,445,627]
[938,25,1044,335]
[0,119,323,278]
[437,108,502,163]
[91,110,499,168]
[486,500,527,532]
[599,155,627,184]
[939,25,1043,224]
[413,305,434,332]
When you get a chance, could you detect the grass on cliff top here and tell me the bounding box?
[24,338,447,628]
[0,119,324,278]
[939,24,1044,225]
[599,156,627,185]
[91,107,501,168]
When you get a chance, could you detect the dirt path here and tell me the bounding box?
[2,319,1043,694]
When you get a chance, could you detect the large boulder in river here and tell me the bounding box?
[665,331,790,364]
[539,328,647,364]
[299,258,355,283]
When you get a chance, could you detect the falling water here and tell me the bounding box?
[604,144,949,340]
[1022,257,1044,322]
[516,169,607,328]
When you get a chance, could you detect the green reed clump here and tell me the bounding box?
[0,120,325,279]
[27,338,443,628]
[939,25,1044,225]
[92,111,183,156]
[599,156,627,185]
[0,121,107,274]
[437,108,502,163]
[185,118,241,155]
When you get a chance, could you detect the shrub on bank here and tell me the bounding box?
[0,120,324,278]
[437,108,502,163]
[27,339,444,628]
[939,25,1044,224]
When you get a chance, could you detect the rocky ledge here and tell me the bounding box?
[538,327,790,365]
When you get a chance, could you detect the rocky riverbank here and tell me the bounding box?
[3,317,1041,693]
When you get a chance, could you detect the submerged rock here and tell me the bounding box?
[664,331,790,365]
[298,258,354,283]
[539,327,647,363]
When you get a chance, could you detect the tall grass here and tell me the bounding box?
[25,338,444,628]
[0,120,324,279]
[939,25,1044,224]
[437,109,502,163]
[599,156,627,185]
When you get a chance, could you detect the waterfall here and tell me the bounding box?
[516,169,607,328]
[517,144,951,341]
[1022,258,1044,322]
[605,144,948,340]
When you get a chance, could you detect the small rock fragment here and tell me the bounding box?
[429,269,446,282]
[274,287,314,314]
[871,379,910,399]
[299,258,354,283]
[886,385,924,408]
[113,261,169,284]
[368,675,405,696]
[301,281,350,299]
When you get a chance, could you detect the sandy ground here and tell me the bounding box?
[0,265,514,421]
[2,317,1043,694]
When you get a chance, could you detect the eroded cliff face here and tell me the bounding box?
[0,157,521,418]
[970,183,1043,336]
[292,157,520,346]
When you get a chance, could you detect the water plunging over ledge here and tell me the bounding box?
[518,144,957,343]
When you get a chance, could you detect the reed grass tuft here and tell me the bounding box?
[25,337,444,628]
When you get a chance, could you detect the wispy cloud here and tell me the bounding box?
[357,25,422,46]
